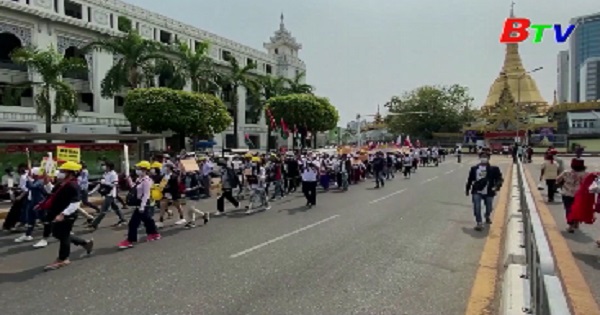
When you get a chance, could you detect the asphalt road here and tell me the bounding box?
[0,156,504,315]
[526,157,600,307]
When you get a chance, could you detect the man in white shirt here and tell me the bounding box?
[301,162,318,208]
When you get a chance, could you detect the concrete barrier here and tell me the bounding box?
[503,216,526,267]
[500,264,529,315]
[500,164,529,314]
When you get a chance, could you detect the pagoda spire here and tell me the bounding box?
[510,1,515,17]
[481,1,547,111]
[280,12,285,30]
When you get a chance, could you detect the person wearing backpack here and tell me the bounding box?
[88,161,126,230]
[42,161,94,271]
[183,170,209,228]
[117,161,160,249]
[214,159,241,216]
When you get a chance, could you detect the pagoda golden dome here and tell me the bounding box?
[482,42,548,113]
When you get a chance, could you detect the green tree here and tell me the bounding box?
[171,41,219,93]
[267,94,339,149]
[124,88,231,139]
[247,75,287,150]
[285,70,313,94]
[84,31,167,132]
[11,46,86,136]
[218,57,257,148]
[386,84,475,139]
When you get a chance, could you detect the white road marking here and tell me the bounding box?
[420,176,438,184]
[230,215,340,258]
[445,169,455,175]
[369,189,407,204]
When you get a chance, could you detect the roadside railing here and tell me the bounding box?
[516,160,571,314]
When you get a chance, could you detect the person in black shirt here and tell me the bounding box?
[157,164,185,227]
[43,161,93,271]
[372,152,386,188]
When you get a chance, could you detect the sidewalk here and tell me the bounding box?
[523,162,600,314]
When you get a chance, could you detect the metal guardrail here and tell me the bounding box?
[516,160,571,314]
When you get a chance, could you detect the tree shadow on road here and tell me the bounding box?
[573,252,600,270]
[460,226,489,239]
[562,230,595,244]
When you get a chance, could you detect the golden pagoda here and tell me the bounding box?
[361,104,387,132]
[481,6,548,114]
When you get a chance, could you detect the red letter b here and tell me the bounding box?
[500,18,530,43]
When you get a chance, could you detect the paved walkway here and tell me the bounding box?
[0,157,509,315]
[525,158,600,314]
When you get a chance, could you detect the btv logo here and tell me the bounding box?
[499,18,576,43]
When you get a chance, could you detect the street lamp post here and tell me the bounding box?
[356,113,362,147]
[516,66,543,145]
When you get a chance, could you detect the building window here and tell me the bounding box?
[64,0,82,19]
[80,93,94,112]
[221,50,232,61]
[118,16,132,32]
[246,58,254,66]
[225,134,236,149]
[274,48,279,54]
[114,96,125,113]
[266,64,272,74]
[87,7,91,22]
[159,30,172,44]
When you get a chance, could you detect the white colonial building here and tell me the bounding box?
[0,0,306,150]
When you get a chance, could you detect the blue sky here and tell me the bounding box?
[124,0,598,125]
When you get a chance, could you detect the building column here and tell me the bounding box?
[92,51,114,115]
[81,5,89,21]
[56,0,65,14]
[237,86,247,148]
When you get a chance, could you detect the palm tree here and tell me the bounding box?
[218,57,257,148]
[285,70,313,94]
[255,75,286,150]
[11,46,85,136]
[171,41,219,93]
[83,31,167,132]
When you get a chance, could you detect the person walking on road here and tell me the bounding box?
[372,152,386,189]
[556,158,588,233]
[88,161,126,230]
[465,152,503,231]
[214,159,241,217]
[117,161,161,249]
[540,153,560,203]
[301,162,318,208]
[41,161,94,271]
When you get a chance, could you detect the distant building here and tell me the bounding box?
[568,12,600,102]
[0,1,305,150]
[557,50,569,103]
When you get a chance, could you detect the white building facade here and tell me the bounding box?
[0,0,306,150]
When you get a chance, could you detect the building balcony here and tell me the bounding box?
[0,60,26,72]
[569,127,600,135]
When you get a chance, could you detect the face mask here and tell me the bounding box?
[150,169,156,175]
[135,170,143,176]
[480,158,489,164]
[56,172,66,180]
[102,166,107,171]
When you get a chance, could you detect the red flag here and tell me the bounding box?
[403,135,412,147]
[280,118,289,139]
[265,109,276,129]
